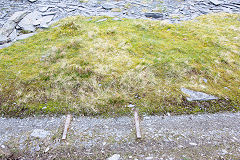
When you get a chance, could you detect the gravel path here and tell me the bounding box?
[1,112,240,159]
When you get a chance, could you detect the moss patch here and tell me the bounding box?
[0,13,240,117]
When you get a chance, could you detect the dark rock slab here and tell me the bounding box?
[145,12,164,19]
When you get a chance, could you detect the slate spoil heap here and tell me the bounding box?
[0,0,239,47]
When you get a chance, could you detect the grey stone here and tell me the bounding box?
[0,42,12,49]
[16,33,36,41]
[96,18,108,23]
[9,11,28,23]
[112,17,122,21]
[23,25,36,32]
[39,6,49,12]
[35,145,40,151]
[30,129,51,139]
[57,3,67,8]
[0,35,9,45]
[0,20,17,37]
[181,87,218,101]
[102,3,117,10]
[42,12,57,16]
[28,0,37,2]
[9,29,17,41]
[232,0,240,5]
[107,154,121,160]
[209,0,222,5]
[18,11,42,31]
[145,12,164,19]
[36,15,54,26]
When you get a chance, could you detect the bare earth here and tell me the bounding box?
[0,112,240,159]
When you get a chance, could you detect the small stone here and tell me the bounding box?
[9,29,17,41]
[44,147,50,153]
[209,0,222,5]
[16,33,36,41]
[221,149,228,155]
[35,145,41,151]
[9,11,28,23]
[107,154,121,160]
[30,129,51,139]
[102,3,117,10]
[18,11,42,31]
[128,104,135,108]
[112,17,122,21]
[145,12,164,19]
[96,18,108,23]
[189,142,197,146]
[36,15,54,25]
[181,87,218,101]
[57,3,67,8]
[0,20,17,37]
[0,42,12,49]
[0,35,9,45]
[39,6,49,12]
[28,0,37,2]
[41,12,57,16]
[145,157,154,160]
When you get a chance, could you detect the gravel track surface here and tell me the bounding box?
[0,112,240,159]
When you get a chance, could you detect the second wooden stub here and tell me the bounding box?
[134,109,141,139]
[62,114,72,140]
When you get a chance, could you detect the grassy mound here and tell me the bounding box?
[0,13,239,117]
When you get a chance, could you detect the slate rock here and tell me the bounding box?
[9,29,17,41]
[18,11,42,31]
[9,11,28,23]
[36,15,54,27]
[107,154,121,160]
[30,129,51,139]
[28,0,38,2]
[209,0,222,5]
[96,18,108,23]
[145,12,164,18]
[232,0,240,5]
[0,35,9,45]
[0,42,12,49]
[102,2,117,10]
[181,87,218,101]
[39,6,49,12]
[0,20,16,37]
[16,33,36,41]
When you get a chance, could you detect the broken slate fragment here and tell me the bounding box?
[9,11,28,23]
[28,0,38,2]
[16,33,36,41]
[96,18,108,23]
[0,35,9,45]
[107,154,121,160]
[102,3,117,10]
[181,87,218,101]
[0,20,17,37]
[30,129,51,139]
[209,0,222,5]
[145,12,164,19]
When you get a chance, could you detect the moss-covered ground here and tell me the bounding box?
[0,13,239,117]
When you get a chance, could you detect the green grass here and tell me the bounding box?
[0,13,239,117]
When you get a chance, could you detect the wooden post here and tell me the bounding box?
[134,109,141,139]
[62,114,72,140]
